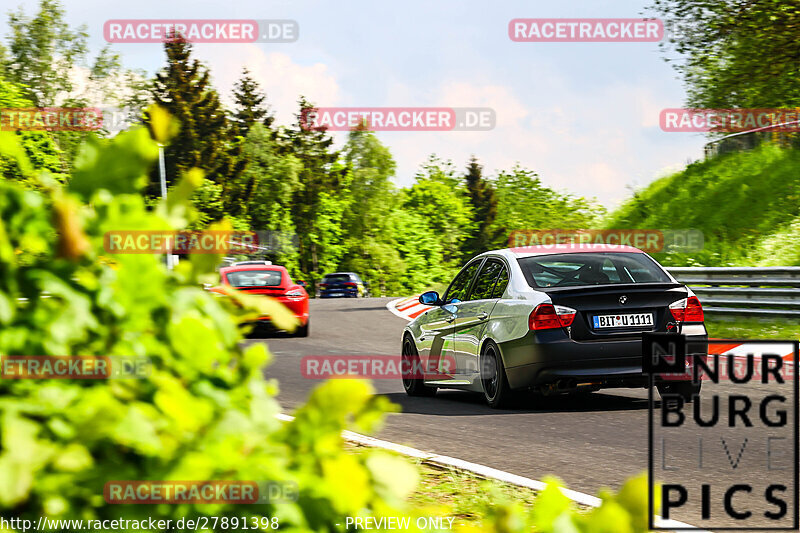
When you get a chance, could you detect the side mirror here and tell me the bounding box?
[419,291,441,306]
[297,280,306,287]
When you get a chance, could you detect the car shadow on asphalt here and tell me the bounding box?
[381,390,652,415]
[243,325,311,340]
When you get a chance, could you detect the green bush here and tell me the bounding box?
[0,118,415,530]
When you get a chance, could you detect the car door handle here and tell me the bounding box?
[446,315,456,323]
[477,312,488,320]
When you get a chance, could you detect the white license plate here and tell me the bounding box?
[593,313,653,328]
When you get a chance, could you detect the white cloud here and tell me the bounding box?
[194,44,340,125]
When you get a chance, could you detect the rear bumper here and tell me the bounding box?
[253,297,309,327]
[499,330,707,391]
[320,289,358,298]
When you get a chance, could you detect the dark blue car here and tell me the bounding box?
[318,272,368,298]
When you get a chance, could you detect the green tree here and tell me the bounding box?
[2,0,135,170]
[652,0,800,108]
[388,206,451,293]
[339,127,400,294]
[462,155,499,258]
[0,78,63,184]
[283,97,343,279]
[231,67,274,139]
[148,36,244,221]
[242,123,302,274]
[404,155,474,265]
[5,0,91,107]
[489,165,603,248]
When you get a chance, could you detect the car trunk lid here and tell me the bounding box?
[544,282,688,341]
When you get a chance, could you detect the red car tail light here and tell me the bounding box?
[554,305,576,327]
[529,304,577,330]
[669,296,704,323]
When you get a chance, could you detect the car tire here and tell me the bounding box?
[658,381,700,403]
[402,335,436,397]
[481,341,513,409]
[296,321,309,337]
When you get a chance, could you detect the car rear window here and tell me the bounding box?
[226,270,283,287]
[323,274,352,283]
[517,253,671,288]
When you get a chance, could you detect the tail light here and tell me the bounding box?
[344,282,358,288]
[285,288,305,298]
[319,283,328,288]
[669,296,704,323]
[529,303,577,330]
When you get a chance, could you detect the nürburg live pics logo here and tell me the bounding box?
[645,333,799,530]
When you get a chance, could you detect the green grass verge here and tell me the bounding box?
[705,316,799,340]
[345,443,547,528]
[408,462,542,528]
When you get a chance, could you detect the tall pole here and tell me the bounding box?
[158,144,174,270]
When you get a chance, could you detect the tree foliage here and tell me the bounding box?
[231,68,274,139]
[489,166,603,249]
[404,155,475,265]
[283,97,344,279]
[148,37,244,222]
[462,155,499,259]
[652,0,800,108]
[0,78,63,184]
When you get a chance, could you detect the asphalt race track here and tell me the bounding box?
[252,297,797,529]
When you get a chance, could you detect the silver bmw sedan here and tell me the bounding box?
[401,244,707,408]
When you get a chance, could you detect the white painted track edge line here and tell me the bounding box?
[276,412,706,531]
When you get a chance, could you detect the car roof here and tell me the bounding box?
[480,244,645,260]
[323,272,356,276]
[220,264,288,274]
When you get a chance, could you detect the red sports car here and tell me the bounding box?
[212,261,309,337]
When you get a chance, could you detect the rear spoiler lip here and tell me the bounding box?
[535,282,685,294]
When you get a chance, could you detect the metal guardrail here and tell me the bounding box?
[704,118,800,159]
[666,266,800,319]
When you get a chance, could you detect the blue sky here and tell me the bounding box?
[55,0,709,206]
